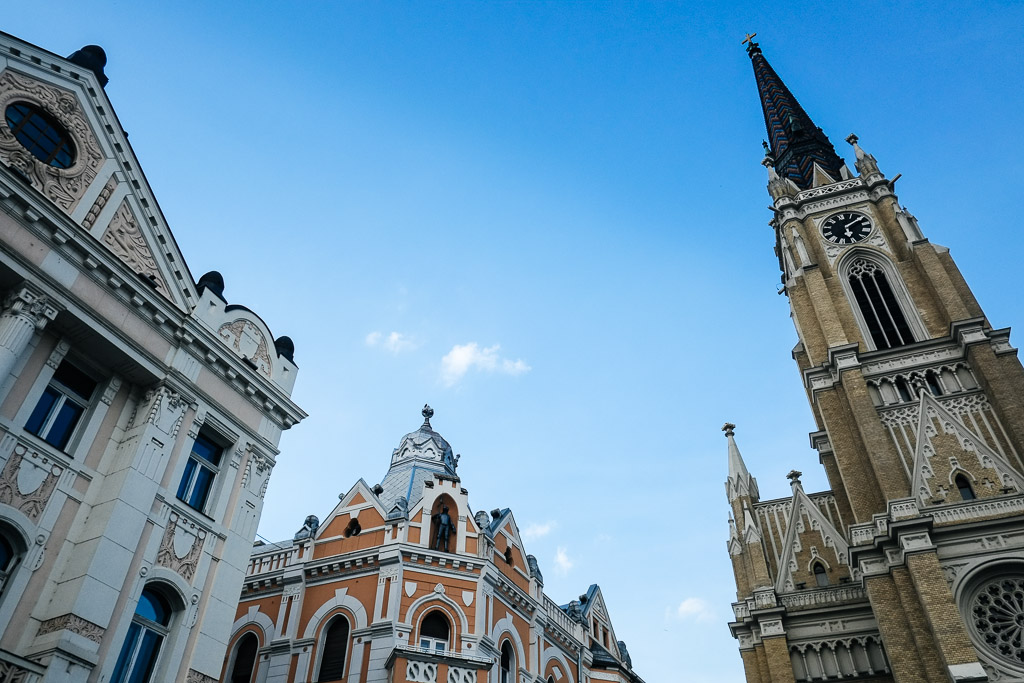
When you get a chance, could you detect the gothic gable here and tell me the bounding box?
[910,392,1024,505]
[773,487,850,593]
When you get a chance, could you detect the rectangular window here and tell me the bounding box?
[24,361,97,451]
[176,432,223,513]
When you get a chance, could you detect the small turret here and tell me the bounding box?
[724,423,759,503]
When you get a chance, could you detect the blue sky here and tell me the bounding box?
[7,2,1024,681]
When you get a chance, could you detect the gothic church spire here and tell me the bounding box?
[747,38,846,190]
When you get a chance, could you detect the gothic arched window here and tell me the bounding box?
[418,611,450,653]
[813,562,829,587]
[956,474,976,501]
[317,615,350,682]
[230,633,259,683]
[500,641,515,683]
[846,257,916,350]
[111,587,174,683]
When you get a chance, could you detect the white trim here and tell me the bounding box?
[489,616,527,681]
[541,647,576,683]
[405,592,470,638]
[311,612,353,683]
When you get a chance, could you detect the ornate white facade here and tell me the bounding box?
[0,32,305,683]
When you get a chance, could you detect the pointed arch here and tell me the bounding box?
[837,248,926,351]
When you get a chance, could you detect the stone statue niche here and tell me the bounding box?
[429,495,457,553]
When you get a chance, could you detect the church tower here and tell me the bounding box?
[727,37,1024,683]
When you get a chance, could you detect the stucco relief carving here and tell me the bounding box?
[0,443,63,521]
[139,385,187,436]
[101,199,170,296]
[0,69,103,214]
[156,512,206,582]
[217,319,273,378]
[83,175,116,230]
[0,658,34,682]
[242,448,272,495]
[37,613,104,643]
[185,670,218,683]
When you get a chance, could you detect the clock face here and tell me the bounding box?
[821,211,873,244]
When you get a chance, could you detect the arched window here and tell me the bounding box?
[111,587,173,683]
[0,523,25,595]
[317,615,350,682]
[926,370,944,396]
[813,562,829,587]
[956,474,976,501]
[230,633,259,683]
[504,547,514,565]
[895,377,913,402]
[500,641,515,683]
[846,257,915,350]
[418,611,450,653]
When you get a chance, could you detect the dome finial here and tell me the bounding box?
[421,404,434,427]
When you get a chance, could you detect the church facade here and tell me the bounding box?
[727,39,1024,682]
[0,31,305,683]
[218,406,643,683]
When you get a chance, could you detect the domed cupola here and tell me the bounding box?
[377,405,460,513]
[390,405,457,472]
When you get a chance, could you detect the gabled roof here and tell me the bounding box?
[773,479,849,593]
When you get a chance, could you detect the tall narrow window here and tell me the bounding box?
[230,633,259,683]
[956,474,976,501]
[24,360,97,451]
[847,258,915,350]
[0,532,18,594]
[926,370,944,396]
[111,588,172,683]
[500,641,515,683]
[176,432,223,513]
[317,616,349,682]
[813,562,829,587]
[418,611,449,653]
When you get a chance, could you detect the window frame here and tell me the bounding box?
[111,587,174,683]
[228,632,260,683]
[176,430,225,514]
[23,358,99,454]
[417,610,451,654]
[315,614,351,682]
[838,250,927,352]
[499,640,515,683]
[4,102,77,169]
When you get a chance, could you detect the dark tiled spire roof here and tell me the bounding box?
[747,40,845,190]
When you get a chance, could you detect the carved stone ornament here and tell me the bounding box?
[0,442,63,521]
[155,512,206,583]
[101,199,170,296]
[0,69,104,214]
[37,613,104,644]
[0,657,38,682]
[83,175,116,230]
[217,319,273,379]
[185,670,218,683]
[140,385,187,436]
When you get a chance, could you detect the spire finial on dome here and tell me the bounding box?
[722,422,736,437]
[421,404,434,427]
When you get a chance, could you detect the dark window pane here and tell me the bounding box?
[4,103,76,169]
[53,362,97,400]
[231,634,259,683]
[126,629,163,683]
[111,622,142,683]
[187,465,215,510]
[177,459,197,502]
[25,387,60,435]
[420,611,449,639]
[956,475,976,501]
[45,401,84,450]
[136,589,171,625]
[0,535,12,570]
[191,434,222,465]
[318,617,349,681]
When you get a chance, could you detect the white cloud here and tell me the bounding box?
[440,342,531,386]
[668,597,714,622]
[554,546,573,576]
[521,521,556,542]
[365,331,418,353]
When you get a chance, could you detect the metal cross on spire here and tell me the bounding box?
[742,32,757,46]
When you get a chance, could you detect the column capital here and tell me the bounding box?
[2,283,61,329]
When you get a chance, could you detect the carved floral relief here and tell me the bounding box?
[37,613,104,643]
[0,443,63,521]
[155,512,206,583]
[0,69,103,214]
[217,319,273,378]
[101,199,170,296]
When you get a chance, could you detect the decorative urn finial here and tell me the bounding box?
[421,404,434,427]
[722,422,736,437]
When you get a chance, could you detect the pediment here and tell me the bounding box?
[318,479,385,539]
[910,392,1024,504]
[0,40,201,311]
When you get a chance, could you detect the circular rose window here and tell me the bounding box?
[4,102,76,169]
[969,574,1024,667]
